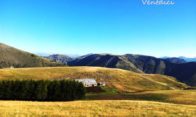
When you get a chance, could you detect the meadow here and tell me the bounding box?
[0,67,195,117]
[87,90,196,105]
[0,100,196,117]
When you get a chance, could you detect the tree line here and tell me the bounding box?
[0,80,85,101]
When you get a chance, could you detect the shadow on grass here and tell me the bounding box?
[86,93,168,102]
[86,86,168,102]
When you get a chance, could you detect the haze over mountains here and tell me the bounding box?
[0,43,196,86]
[178,57,196,62]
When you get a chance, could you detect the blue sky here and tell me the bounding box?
[0,0,196,57]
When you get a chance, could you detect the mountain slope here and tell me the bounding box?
[0,67,187,92]
[0,43,62,68]
[69,54,142,73]
[165,62,196,86]
[125,54,167,74]
[125,54,196,86]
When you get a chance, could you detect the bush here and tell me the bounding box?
[0,80,85,101]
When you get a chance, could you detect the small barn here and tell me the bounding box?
[75,78,97,87]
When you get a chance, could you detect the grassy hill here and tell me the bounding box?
[0,43,62,68]
[0,100,195,117]
[0,66,187,92]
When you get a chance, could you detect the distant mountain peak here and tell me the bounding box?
[162,57,186,64]
[45,54,73,65]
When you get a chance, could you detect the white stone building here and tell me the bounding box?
[75,78,97,87]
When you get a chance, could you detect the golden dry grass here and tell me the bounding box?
[0,67,187,92]
[0,100,195,117]
[86,90,196,105]
[134,90,196,105]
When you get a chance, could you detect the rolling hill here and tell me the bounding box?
[0,43,62,68]
[0,67,187,92]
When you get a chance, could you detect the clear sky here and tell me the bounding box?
[0,0,196,57]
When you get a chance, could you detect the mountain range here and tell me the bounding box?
[0,43,196,86]
[48,54,196,86]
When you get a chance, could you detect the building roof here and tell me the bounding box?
[75,78,97,84]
